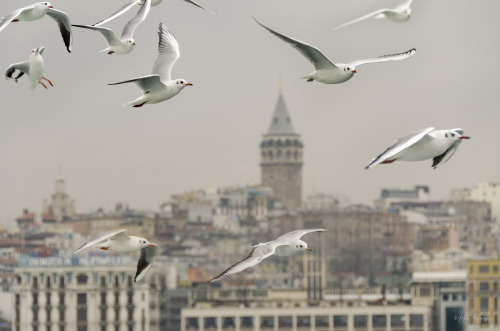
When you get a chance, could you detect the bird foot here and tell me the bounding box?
[39,82,48,89]
[307,78,314,82]
[381,159,395,164]
[42,77,53,87]
[12,19,19,22]
[133,102,146,108]
[107,51,114,55]
[100,247,109,250]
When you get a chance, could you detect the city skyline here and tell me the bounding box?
[2,0,500,227]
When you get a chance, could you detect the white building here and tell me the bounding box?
[450,182,500,222]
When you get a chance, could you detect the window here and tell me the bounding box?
[33,276,38,289]
[495,282,498,290]
[354,315,367,327]
[443,294,448,301]
[222,317,235,329]
[480,282,489,291]
[59,307,65,321]
[77,308,87,322]
[185,318,199,330]
[59,276,65,289]
[481,297,489,310]
[495,265,499,273]
[334,315,348,327]
[260,316,274,329]
[452,294,459,301]
[469,283,474,292]
[32,307,38,321]
[100,292,106,305]
[469,298,474,309]
[240,316,253,328]
[77,293,86,305]
[33,293,38,305]
[100,308,106,322]
[128,308,134,321]
[76,274,88,285]
[410,314,424,327]
[46,293,51,306]
[315,316,329,327]
[59,293,65,305]
[479,265,490,273]
[495,297,498,309]
[279,316,292,327]
[204,317,217,329]
[297,316,311,327]
[391,314,405,327]
[420,288,430,296]
[481,314,489,326]
[373,315,386,327]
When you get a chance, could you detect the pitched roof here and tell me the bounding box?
[267,92,296,135]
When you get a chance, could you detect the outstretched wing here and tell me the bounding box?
[208,243,277,282]
[46,8,73,52]
[0,5,33,33]
[134,244,158,282]
[121,0,151,40]
[72,25,121,46]
[254,17,336,71]
[183,0,216,15]
[73,229,129,254]
[348,48,416,67]
[151,23,180,81]
[431,140,463,169]
[275,228,327,243]
[365,127,434,169]
[93,0,141,26]
[108,74,164,93]
[5,61,30,80]
[331,8,390,31]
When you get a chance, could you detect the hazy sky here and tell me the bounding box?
[1,0,499,227]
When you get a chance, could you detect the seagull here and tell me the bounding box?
[254,17,415,84]
[93,0,215,26]
[108,22,193,108]
[332,0,413,31]
[0,2,73,53]
[5,47,53,91]
[73,229,158,282]
[208,228,326,282]
[365,127,471,169]
[72,0,151,55]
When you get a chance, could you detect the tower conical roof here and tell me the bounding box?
[267,92,296,135]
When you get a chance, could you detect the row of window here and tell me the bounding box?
[17,272,136,288]
[185,314,424,329]
[471,264,500,274]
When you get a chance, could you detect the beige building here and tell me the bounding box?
[450,182,500,222]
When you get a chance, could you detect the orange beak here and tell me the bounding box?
[48,6,53,8]
[148,244,155,247]
[185,83,193,86]
[459,136,470,139]
[352,70,357,73]
[306,248,312,251]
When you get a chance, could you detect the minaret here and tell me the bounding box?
[260,88,303,210]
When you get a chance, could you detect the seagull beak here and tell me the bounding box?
[459,136,471,139]
[185,83,193,86]
[48,6,53,8]
[306,248,312,251]
[352,70,357,73]
[148,244,155,247]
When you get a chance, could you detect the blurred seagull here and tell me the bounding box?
[365,127,471,169]
[108,22,193,108]
[5,47,53,91]
[72,0,151,55]
[73,229,158,282]
[0,2,73,52]
[93,0,215,26]
[208,229,326,282]
[254,17,415,84]
[332,0,413,31]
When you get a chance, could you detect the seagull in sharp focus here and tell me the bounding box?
[108,22,193,108]
[5,47,53,91]
[0,2,73,52]
[332,0,413,31]
[365,127,471,169]
[93,0,214,26]
[254,17,415,84]
[73,229,158,282]
[72,0,151,55]
[208,228,326,282]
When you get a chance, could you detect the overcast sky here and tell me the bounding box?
[1,0,499,227]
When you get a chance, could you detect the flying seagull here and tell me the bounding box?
[93,0,215,27]
[365,127,471,169]
[209,229,326,282]
[73,229,158,282]
[5,47,53,91]
[108,22,193,108]
[0,2,73,52]
[332,0,413,31]
[254,17,415,84]
[72,0,151,55]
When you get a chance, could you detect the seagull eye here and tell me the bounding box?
[451,133,455,137]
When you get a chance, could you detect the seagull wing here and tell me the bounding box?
[93,0,140,26]
[275,228,327,243]
[365,127,435,169]
[396,0,413,9]
[121,0,151,40]
[108,74,164,93]
[5,61,30,80]
[134,243,158,282]
[208,243,278,282]
[0,6,33,32]
[348,48,416,67]
[183,0,216,15]
[431,140,463,169]
[254,17,336,71]
[73,229,129,254]
[46,8,73,53]
[331,8,391,31]
[151,23,180,81]
[72,25,121,46]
